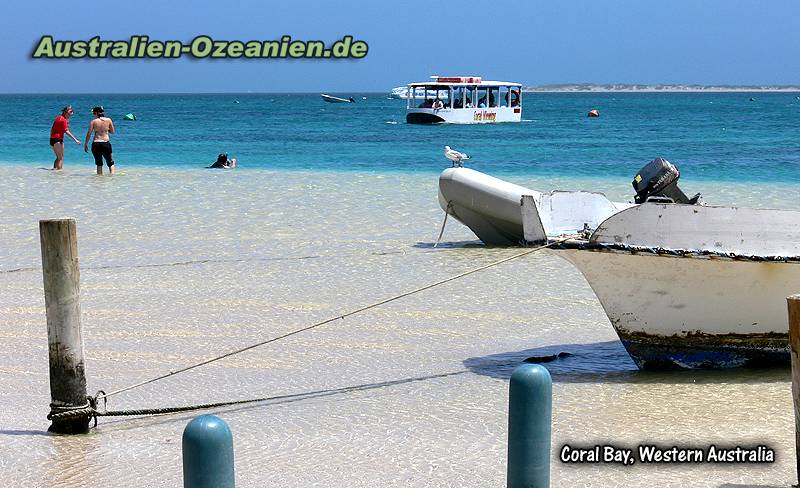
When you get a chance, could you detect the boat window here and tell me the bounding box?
[417,86,433,108]
[453,86,465,108]
[499,86,509,107]
[436,87,448,106]
[453,86,467,109]
[476,87,488,108]
[466,86,475,108]
[510,87,521,107]
[488,87,499,108]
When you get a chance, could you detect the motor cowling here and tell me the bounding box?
[632,157,701,204]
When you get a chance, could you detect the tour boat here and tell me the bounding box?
[406,76,522,124]
[436,161,800,369]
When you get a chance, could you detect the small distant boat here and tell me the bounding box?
[320,94,355,103]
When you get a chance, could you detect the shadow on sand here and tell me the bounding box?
[0,429,51,437]
[413,240,485,249]
[463,340,790,385]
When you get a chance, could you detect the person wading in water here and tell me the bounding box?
[84,106,116,175]
[49,105,81,170]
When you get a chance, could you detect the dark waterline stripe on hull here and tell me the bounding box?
[620,337,789,370]
[406,112,445,124]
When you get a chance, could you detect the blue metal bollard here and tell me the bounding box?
[182,415,235,488]
[507,363,552,488]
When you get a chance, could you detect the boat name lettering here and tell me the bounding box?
[473,110,497,122]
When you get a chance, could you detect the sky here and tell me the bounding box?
[1,0,799,93]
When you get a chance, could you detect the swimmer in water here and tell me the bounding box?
[207,153,236,169]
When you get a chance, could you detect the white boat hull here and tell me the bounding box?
[407,107,521,124]
[320,94,353,103]
[558,249,797,369]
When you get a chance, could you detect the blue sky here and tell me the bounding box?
[1,0,798,93]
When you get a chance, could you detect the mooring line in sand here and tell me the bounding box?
[0,246,464,275]
[0,255,324,274]
[0,266,38,273]
[48,370,470,423]
[91,237,567,408]
[433,201,453,248]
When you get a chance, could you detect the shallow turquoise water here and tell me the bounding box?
[2,92,799,182]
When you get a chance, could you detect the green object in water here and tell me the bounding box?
[507,363,552,488]
[123,113,136,121]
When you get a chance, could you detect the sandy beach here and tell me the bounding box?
[0,165,796,487]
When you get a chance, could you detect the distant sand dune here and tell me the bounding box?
[523,83,800,92]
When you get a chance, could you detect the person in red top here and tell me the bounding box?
[50,105,81,170]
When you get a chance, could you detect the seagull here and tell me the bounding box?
[444,145,470,167]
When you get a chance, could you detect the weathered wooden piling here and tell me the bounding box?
[183,415,235,488]
[788,295,800,485]
[507,363,552,488]
[40,219,90,434]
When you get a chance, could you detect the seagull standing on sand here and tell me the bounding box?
[444,145,470,167]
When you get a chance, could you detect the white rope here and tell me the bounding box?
[433,201,453,248]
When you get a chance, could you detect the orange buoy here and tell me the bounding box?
[587,109,600,117]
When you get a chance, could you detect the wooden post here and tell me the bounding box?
[789,295,800,485]
[40,219,90,434]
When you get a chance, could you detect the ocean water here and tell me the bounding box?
[2,92,800,182]
[1,94,799,487]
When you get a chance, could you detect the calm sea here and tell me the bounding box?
[1,92,799,182]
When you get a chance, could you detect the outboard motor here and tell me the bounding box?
[632,157,701,204]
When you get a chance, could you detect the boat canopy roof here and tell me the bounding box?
[408,76,521,87]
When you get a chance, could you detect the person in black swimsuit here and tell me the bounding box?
[207,153,236,169]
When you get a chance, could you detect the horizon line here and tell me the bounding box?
[3,83,800,96]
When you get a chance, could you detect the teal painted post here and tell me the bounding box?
[507,364,552,488]
[182,415,235,488]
